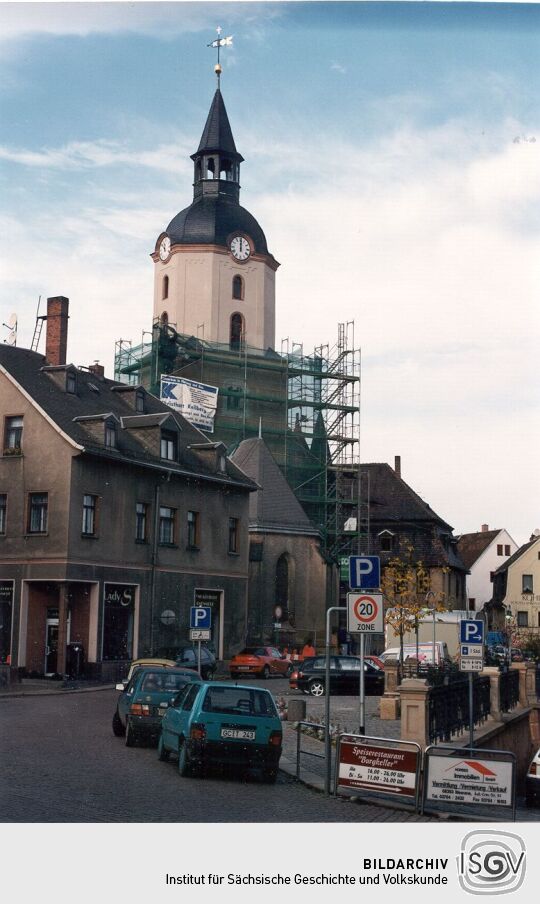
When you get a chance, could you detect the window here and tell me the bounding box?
[82,494,97,536]
[379,532,394,552]
[187,510,200,549]
[229,313,244,351]
[497,544,503,555]
[135,503,148,542]
[0,495,6,535]
[159,506,175,545]
[232,275,244,300]
[469,598,476,611]
[4,416,23,452]
[517,611,529,627]
[135,390,145,413]
[228,517,239,554]
[105,422,117,449]
[504,544,510,556]
[102,583,134,661]
[28,493,48,533]
[226,387,242,410]
[161,430,177,461]
[522,574,534,594]
[66,371,77,394]
[162,275,169,300]
[490,571,495,582]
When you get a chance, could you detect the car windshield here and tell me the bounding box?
[140,672,193,692]
[201,686,277,717]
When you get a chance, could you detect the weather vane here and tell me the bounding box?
[207,26,233,86]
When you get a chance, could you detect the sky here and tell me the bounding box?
[0,1,538,546]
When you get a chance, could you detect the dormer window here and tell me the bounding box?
[378,530,395,552]
[135,390,145,413]
[105,421,117,449]
[66,371,77,394]
[161,429,177,461]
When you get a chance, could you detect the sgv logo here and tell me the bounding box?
[457,831,526,895]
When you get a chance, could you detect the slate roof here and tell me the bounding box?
[0,345,256,491]
[457,529,501,569]
[195,89,243,161]
[231,438,319,535]
[166,196,269,255]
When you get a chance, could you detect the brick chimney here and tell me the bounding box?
[394,455,401,478]
[481,524,489,533]
[45,296,69,366]
[88,362,105,379]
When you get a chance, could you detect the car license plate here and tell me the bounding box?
[221,728,255,740]
[237,666,251,671]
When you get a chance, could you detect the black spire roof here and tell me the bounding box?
[194,89,244,162]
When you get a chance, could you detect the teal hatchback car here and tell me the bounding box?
[158,682,283,782]
[113,667,202,746]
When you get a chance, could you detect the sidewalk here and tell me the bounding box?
[0,678,114,697]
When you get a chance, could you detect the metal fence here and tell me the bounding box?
[499,668,520,712]
[427,675,491,744]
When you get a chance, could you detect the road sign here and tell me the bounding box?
[460,619,484,645]
[349,556,380,590]
[460,644,483,658]
[190,606,212,630]
[190,628,211,641]
[347,592,384,633]
[460,658,483,672]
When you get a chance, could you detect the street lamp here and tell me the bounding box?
[425,590,437,665]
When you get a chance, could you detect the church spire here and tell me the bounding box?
[191,89,244,203]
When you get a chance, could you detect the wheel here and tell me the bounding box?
[261,665,270,680]
[308,679,325,697]
[125,723,137,747]
[112,710,125,737]
[178,739,192,777]
[157,733,169,761]
[262,769,278,784]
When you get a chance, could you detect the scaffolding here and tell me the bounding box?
[114,320,364,561]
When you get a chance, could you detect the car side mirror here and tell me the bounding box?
[116,683,126,691]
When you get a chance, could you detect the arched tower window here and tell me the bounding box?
[162,275,169,300]
[232,275,244,300]
[230,313,245,351]
[160,311,168,326]
[206,156,216,179]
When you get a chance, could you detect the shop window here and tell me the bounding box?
[0,581,13,664]
[28,493,48,533]
[102,584,134,661]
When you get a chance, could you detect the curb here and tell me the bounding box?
[0,683,115,699]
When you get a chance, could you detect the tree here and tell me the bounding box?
[382,540,447,663]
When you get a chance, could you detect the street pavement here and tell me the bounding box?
[0,679,432,823]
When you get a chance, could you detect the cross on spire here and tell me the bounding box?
[207,26,233,86]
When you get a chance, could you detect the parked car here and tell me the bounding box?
[526,747,540,807]
[290,655,385,697]
[158,682,283,782]
[119,658,177,688]
[230,646,292,679]
[173,646,217,680]
[365,654,384,670]
[380,642,450,665]
[112,666,202,745]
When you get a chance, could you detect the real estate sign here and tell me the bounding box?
[425,756,513,808]
[160,375,218,432]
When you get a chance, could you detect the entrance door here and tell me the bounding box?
[45,619,59,675]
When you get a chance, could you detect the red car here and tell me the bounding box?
[230,646,292,679]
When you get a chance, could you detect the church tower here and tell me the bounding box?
[152,88,279,350]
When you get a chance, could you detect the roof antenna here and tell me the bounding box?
[207,26,233,88]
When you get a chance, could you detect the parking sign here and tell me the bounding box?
[460,620,484,645]
[190,606,212,630]
[349,556,380,590]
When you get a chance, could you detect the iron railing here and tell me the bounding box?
[499,668,520,712]
[428,676,491,744]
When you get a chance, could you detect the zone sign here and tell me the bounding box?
[347,593,384,634]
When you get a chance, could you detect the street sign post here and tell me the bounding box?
[348,555,380,591]
[460,620,484,645]
[190,606,212,675]
[347,592,384,735]
[459,620,485,749]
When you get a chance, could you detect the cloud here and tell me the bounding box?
[330,61,346,75]
[0,138,193,174]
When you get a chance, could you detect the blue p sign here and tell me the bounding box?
[349,556,381,590]
[190,606,211,629]
[460,620,484,645]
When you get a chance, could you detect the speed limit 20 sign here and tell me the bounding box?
[347,593,384,633]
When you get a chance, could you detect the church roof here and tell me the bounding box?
[231,437,319,536]
[195,89,243,161]
[166,196,269,255]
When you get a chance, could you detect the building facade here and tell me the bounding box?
[0,299,256,681]
[457,524,518,611]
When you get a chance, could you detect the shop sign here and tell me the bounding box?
[337,737,419,798]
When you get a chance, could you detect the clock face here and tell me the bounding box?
[230,235,251,261]
[159,236,171,261]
